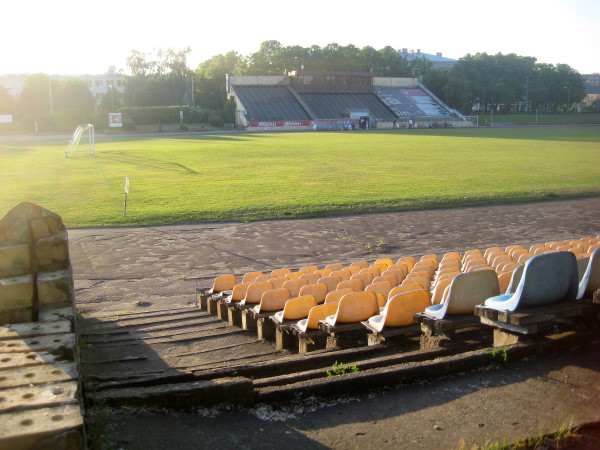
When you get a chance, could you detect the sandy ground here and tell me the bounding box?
[70,197,600,449]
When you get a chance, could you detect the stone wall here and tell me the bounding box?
[0,202,74,324]
[0,203,84,449]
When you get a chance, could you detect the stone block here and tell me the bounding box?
[35,232,70,270]
[37,270,73,309]
[0,320,72,341]
[0,243,30,278]
[0,351,65,371]
[0,404,84,450]
[0,274,34,309]
[2,219,29,244]
[29,218,58,241]
[0,362,79,389]
[0,381,79,413]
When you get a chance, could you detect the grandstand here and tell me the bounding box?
[227,70,472,131]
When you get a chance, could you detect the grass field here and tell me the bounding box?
[1,126,599,228]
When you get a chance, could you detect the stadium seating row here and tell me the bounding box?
[198,236,600,352]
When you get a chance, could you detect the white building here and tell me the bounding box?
[0,73,125,108]
[398,49,457,71]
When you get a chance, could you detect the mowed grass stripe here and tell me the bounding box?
[1,126,599,227]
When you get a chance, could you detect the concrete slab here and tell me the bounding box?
[0,333,75,355]
[0,381,79,413]
[0,362,79,389]
[0,351,66,371]
[0,404,83,450]
[0,320,72,341]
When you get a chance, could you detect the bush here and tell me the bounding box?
[118,106,207,125]
[208,112,224,127]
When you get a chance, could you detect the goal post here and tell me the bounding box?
[65,124,95,158]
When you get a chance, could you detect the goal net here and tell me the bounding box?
[65,124,95,157]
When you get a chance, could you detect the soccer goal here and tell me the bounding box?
[65,124,95,158]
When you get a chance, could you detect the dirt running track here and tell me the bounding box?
[70,197,600,449]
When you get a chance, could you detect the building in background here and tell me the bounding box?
[398,49,457,71]
[0,73,125,109]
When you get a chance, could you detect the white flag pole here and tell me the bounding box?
[123,176,129,216]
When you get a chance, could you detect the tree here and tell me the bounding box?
[124,47,192,107]
[194,51,241,110]
[0,86,15,114]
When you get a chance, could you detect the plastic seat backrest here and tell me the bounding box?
[486,252,578,311]
[350,272,374,286]
[387,263,409,276]
[302,303,339,330]
[231,282,252,301]
[330,291,379,324]
[396,258,415,271]
[315,269,333,278]
[497,272,512,294]
[381,270,404,285]
[436,269,462,283]
[431,277,453,305]
[337,278,364,292]
[325,263,345,272]
[325,288,354,304]
[374,258,394,268]
[281,295,317,320]
[271,268,291,277]
[212,275,237,292]
[401,276,429,290]
[243,281,274,304]
[406,270,432,281]
[484,247,501,260]
[505,264,524,294]
[343,265,361,275]
[258,288,291,312]
[299,273,321,285]
[517,253,534,264]
[383,289,431,327]
[365,281,393,299]
[360,266,382,277]
[578,248,600,299]
[388,284,427,300]
[330,269,352,281]
[299,266,319,274]
[576,256,590,282]
[299,283,328,303]
[242,272,263,283]
[318,275,342,292]
[497,262,519,273]
[285,272,303,280]
[255,273,277,282]
[374,274,400,287]
[444,269,500,314]
[350,260,369,269]
[282,279,309,298]
[269,277,288,289]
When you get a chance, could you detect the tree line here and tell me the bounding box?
[0,41,589,132]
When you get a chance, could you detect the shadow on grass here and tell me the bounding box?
[95,152,199,174]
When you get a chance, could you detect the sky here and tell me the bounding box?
[2,0,599,76]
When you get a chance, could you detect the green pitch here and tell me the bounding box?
[1,126,599,228]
